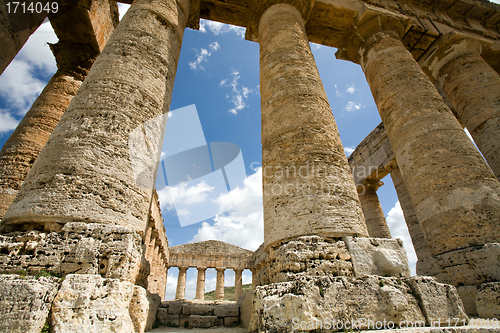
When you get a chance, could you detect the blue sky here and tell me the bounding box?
[2,2,496,299]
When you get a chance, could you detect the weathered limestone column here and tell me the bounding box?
[420,33,500,180]
[215,267,225,301]
[175,266,188,300]
[251,269,257,290]
[2,0,191,232]
[0,43,99,219]
[357,180,391,238]
[390,168,431,261]
[338,9,500,261]
[259,2,367,250]
[234,268,243,301]
[195,267,207,301]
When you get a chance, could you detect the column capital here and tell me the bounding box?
[197,266,207,271]
[246,0,314,41]
[357,179,384,195]
[233,268,244,273]
[418,32,484,80]
[336,4,412,65]
[178,266,188,272]
[215,267,226,272]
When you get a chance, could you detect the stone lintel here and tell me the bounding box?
[50,0,119,53]
[348,122,396,186]
[169,240,253,270]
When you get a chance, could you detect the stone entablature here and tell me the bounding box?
[113,0,500,73]
[169,240,253,270]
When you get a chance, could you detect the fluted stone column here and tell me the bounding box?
[357,180,391,238]
[421,33,500,180]
[215,267,225,301]
[234,268,243,301]
[175,266,188,300]
[2,0,191,232]
[390,167,443,276]
[195,267,207,300]
[0,43,99,219]
[339,11,500,261]
[259,3,367,250]
[390,168,431,261]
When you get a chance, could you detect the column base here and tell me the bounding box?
[430,243,500,287]
[248,235,470,331]
[255,235,410,285]
[248,275,468,332]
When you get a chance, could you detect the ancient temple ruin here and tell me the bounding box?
[0,0,499,331]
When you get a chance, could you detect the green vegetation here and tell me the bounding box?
[36,269,62,279]
[379,279,386,287]
[204,284,252,301]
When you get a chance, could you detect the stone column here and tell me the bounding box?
[259,2,367,250]
[420,33,500,180]
[175,266,188,300]
[215,267,225,301]
[357,180,391,238]
[234,268,243,301]
[2,0,191,232]
[251,268,257,290]
[0,43,99,219]
[338,10,500,264]
[195,267,207,301]
[390,168,431,261]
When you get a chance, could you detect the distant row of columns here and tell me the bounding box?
[173,266,246,301]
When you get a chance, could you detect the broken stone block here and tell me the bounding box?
[224,316,241,327]
[477,282,500,319]
[167,301,183,314]
[408,276,468,325]
[0,274,60,333]
[129,286,160,333]
[182,303,214,316]
[345,236,410,277]
[249,275,425,332]
[189,315,219,328]
[457,285,478,316]
[214,303,239,317]
[434,243,500,286]
[265,236,354,283]
[51,274,136,332]
[0,222,143,283]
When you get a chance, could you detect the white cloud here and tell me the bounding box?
[310,42,321,50]
[0,21,57,116]
[344,146,355,156]
[343,101,363,112]
[191,167,264,251]
[335,84,341,97]
[386,201,417,276]
[0,110,19,133]
[188,42,220,70]
[220,70,253,115]
[157,181,215,212]
[346,83,356,94]
[209,41,220,51]
[199,19,245,38]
